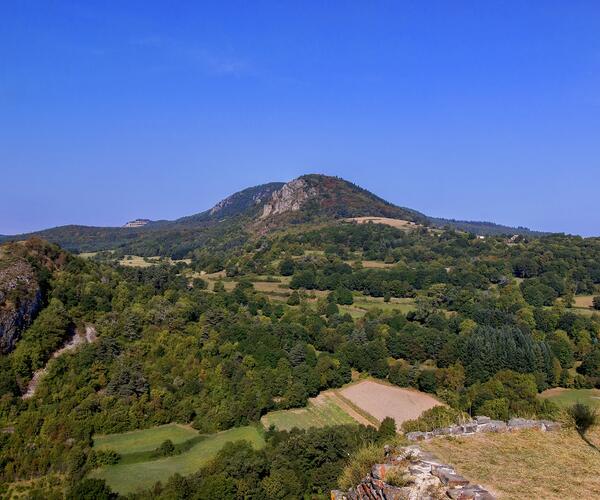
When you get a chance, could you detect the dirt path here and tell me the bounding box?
[22,325,97,399]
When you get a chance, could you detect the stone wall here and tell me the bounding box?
[406,415,561,442]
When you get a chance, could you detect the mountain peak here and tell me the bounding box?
[259,174,426,223]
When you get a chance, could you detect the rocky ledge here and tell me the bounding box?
[332,445,495,500]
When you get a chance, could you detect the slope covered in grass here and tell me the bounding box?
[422,427,600,499]
[93,423,199,454]
[89,426,265,495]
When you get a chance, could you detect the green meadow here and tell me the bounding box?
[261,394,358,431]
[93,423,199,454]
[539,388,600,409]
[89,426,265,495]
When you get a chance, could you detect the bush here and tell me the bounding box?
[338,444,385,490]
[152,439,176,457]
[569,403,598,435]
[384,467,410,487]
[378,417,397,441]
[477,398,509,421]
[287,291,300,306]
[88,449,120,467]
[402,406,468,433]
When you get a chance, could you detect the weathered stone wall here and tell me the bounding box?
[406,415,561,442]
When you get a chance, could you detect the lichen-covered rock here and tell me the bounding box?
[371,463,401,481]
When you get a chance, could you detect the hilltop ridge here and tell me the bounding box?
[0,174,544,255]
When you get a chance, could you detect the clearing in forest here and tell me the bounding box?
[539,387,600,409]
[344,217,420,230]
[339,380,442,428]
[93,423,199,454]
[89,426,264,495]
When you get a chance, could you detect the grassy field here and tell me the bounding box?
[89,426,265,495]
[340,296,416,318]
[539,387,600,409]
[261,391,372,431]
[422,427,600,499]
[93,423,199,454]
[574,295,595,309]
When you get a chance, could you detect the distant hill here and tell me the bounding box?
[430,217,547,237]
[1,174,549,256]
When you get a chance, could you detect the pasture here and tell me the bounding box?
[93,423,199,454]
[344,217,420,230]
[261,390,375,431]
[339,380,442,428]
[89,426,264,495]
[539,387,600,409]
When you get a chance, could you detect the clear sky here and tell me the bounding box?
[1,1,599,236]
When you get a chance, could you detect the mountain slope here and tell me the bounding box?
[1,174,547,255]
[260,174,427,223]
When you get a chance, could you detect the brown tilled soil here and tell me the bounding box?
[340,380,442,428]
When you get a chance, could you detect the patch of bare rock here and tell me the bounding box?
[22,325,97,399]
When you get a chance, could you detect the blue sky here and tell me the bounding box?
[1,1,599,235]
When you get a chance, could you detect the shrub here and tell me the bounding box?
[402,406,468,433]
[287,291,300,306]
[152,439,176,457]
[569,403,598,435]
[338,444,385,490]
[384,467,411,487]
[378,417,397,441]
[477,398,509,421]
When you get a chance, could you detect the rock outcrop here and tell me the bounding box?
[332,445,495,500]
[261,178,318,218]
[0,238,68,353]
[0,258,42,353]
[123,219,151,228]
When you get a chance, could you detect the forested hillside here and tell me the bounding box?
[1,217,600,498]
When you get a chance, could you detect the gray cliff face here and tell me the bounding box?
[0,259,43,354]
[261,179,318,218]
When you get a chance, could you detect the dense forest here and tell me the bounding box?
[1,221,600,498]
